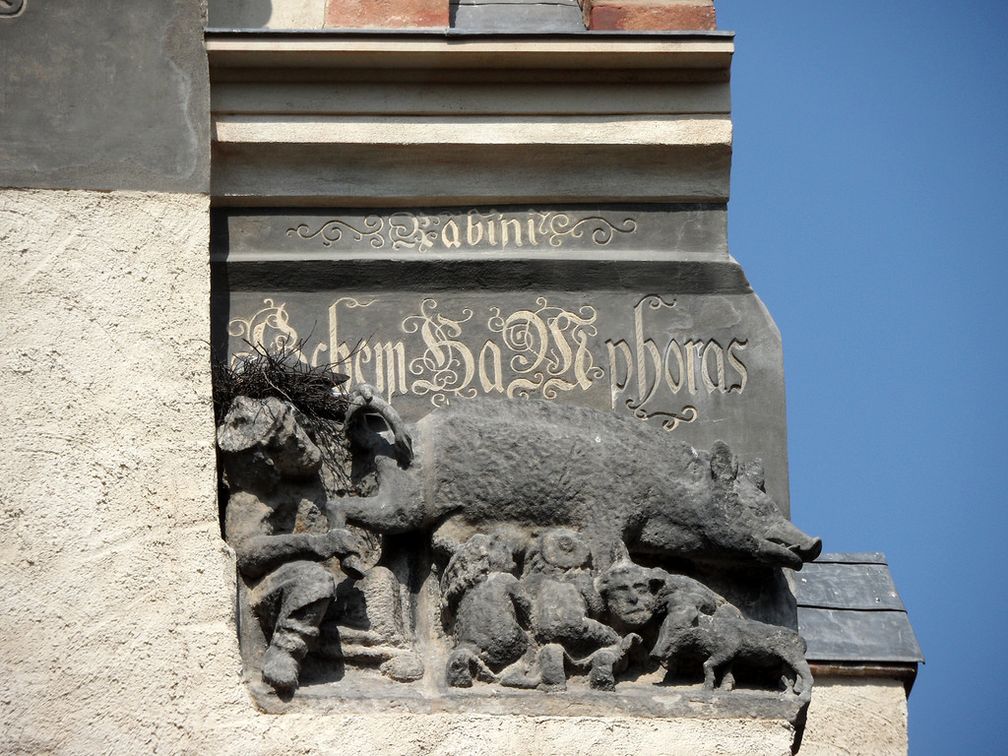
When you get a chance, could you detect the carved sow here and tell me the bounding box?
[337,395,821,570]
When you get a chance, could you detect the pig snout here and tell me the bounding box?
[760,518,822,569]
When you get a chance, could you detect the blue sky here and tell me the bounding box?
[715,1,1008,752]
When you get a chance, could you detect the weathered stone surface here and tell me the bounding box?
[800,679,909,756]
[216,386,819,709]
[324,0,449,28]
[587,0,716,31]
[0,1,209,193]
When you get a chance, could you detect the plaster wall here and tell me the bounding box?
[800,678,909,756]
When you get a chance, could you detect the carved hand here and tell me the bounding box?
[313,528,365,560]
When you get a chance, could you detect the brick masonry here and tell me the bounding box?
[586,0,716,31]
[325,0,449,28]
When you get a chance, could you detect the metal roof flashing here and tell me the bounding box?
[796,552,923,695]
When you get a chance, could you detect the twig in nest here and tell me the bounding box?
[212,339,358,490]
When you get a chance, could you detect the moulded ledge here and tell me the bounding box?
[205,32,734,71]
[210,80,731,118]
[210,141,731,206]
[213,115,732,147]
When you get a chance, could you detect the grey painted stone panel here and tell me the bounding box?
[452,0,586,33]
[798,608,924,664]
[216,205,729,258]
[0,0,209,193]
[211,81,732,118]
[211,205,789,514]
[211,143,732,206]
[794,563,904,611]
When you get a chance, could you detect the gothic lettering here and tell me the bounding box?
[232,295,752,432]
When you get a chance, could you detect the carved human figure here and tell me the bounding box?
[217,396,366,694]
[594,554,730,677]
[520,529,638,691]
[440,533,532,687]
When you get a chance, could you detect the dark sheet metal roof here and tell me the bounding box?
[796,552,923,664]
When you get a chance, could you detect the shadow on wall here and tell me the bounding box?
[207,0,274,28]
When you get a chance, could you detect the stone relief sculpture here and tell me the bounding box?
[215,375,822,704]
[217,396,366,693]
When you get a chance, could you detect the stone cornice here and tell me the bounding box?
[206,30,733,73]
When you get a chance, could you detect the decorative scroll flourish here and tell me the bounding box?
[0,0,26,17]
[534,212,638,247]
[625,401,699,433]
[401,299,478,407]
[286,209,639,252]
[287,217,386,249]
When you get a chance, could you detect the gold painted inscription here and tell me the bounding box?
[228,295,752,433]
[287,210,638,252]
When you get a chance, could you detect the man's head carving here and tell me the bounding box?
[217,396,323,483]
[596,559,665,628]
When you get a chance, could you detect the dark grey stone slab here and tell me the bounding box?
[211,204,791,514]
[798,607,924,664]
[0,0,209,192]
[794,563,904,611]
[216,205,728,258]
[452,1,586,33]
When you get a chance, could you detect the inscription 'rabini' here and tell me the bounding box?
[286,209,638,253]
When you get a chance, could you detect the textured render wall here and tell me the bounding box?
[0,188,234,752]
[801,679,909,756]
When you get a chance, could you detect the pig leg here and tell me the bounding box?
[782,651,813,697]
[537,644,567,692]
[720,666,736,691]
[702,646,735,690]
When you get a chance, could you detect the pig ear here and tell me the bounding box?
[743,458,766,491]
[710,441,738,482]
